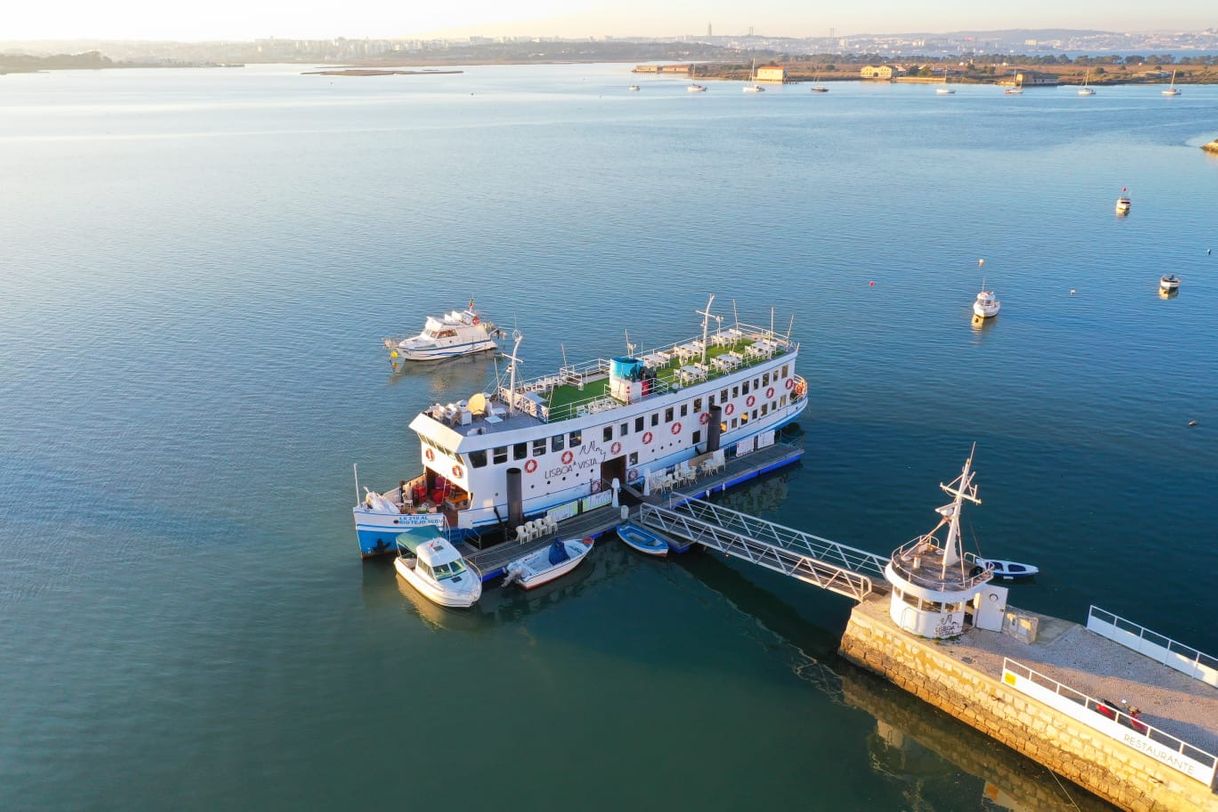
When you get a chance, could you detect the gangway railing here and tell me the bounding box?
[1087,606,1218,687]
[657,497,889,580]
[638,500,885,602]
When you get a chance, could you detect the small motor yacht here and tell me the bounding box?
[687,83,707,93]
[973,289,1000,320]
[975,558,1039,581]
[503,537,594,589]
[628,84,641,92]
[1160,274,1181,292]
[393,528,482,608]
[616,522,669,557]
[384,299,503,361]
[1115,189,1131,215]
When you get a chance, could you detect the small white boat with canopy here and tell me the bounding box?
[971,259,1000,320]
[1160,274,1180,292]
[1115,187,1131,215]
[384,300,503,362]
[393,527,482,608]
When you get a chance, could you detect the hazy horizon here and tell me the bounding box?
[4,1,1216,43]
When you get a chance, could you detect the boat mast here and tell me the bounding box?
[938,447,981,577]
[697,294,716,365]
[504,331,523,416]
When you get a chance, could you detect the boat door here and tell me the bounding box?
[600,456,627,489]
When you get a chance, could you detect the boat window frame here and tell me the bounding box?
[694,397,703,413]
[602,426,613,442]
[551,434,565,453]
[664,407,674,423]
[513,442,527,461]
[532,438,547,457]
[634,416,644,433]
[620,422,629,437]
[493,446,508,465]
[569,430,581,448]
[469,449,488,468]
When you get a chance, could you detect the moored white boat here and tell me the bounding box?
[504,538,594,589]
[976,558,1039,581]
[628,84,641,92]
[687,83,707,93]
[1162,70,1181,96]
[384,300,503,361]
[1003,70,1023,94]
[973,290,1000,319]
[936,69,955,94]
[1115,187,1131,215]
[1160,274,1180,292]
[393,528,482,608]
[743,58,765,93]
[616,522,669,557]
[1078,71,1095,96]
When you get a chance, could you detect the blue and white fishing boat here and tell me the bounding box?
[384,300,503,361]
[616,522,669,557]
[353,295,809,556]
[503,537,593,589]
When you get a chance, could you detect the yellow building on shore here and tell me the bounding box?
[756,65,786,83]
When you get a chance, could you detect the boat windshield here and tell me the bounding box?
[431,560,468,580]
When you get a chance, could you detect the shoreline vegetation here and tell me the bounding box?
[645,59,1218,86]
[0,50,235,75]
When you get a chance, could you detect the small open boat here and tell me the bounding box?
[1160,274,1180,292]
[616,522,669,557]
[504,538,594,589]
[393,527,482,608]
[976,558,1039,581]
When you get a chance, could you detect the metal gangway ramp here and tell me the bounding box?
[638,498,890,601]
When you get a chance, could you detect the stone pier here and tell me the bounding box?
[839,596,1218,812]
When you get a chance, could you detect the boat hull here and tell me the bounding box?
[617,523,669,557]
[354,510,447,557]
[395,339,498,361]
[1160,278,1180,291]
[394,557,482,607]
[972,303,1000,319]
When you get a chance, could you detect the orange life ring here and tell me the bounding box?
[610,441,622,455]
[472,315,480,325]
[452,464,463,479]
[699,412,710,424]
[642,431,653,444]
[785,378,795,390]
[561,450,574,465]
[425,448,435,461]
[724,403,735,416]
[746,395,756,408]
[766,387,775,399]
[671,422,682,435]
[524,458,538,474]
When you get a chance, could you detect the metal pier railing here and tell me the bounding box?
[638,498,889,601]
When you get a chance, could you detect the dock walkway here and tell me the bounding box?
[854,596,1218,756]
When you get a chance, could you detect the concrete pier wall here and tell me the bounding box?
[839,597,1218,812]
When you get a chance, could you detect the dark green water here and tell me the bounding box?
[2,63,1216,810]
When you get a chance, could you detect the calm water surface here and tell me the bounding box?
[2,63,1217,810]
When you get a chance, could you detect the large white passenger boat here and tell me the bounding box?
[353,297,809,555]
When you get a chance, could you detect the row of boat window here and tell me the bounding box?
[462,364,792,469]
[896,587,966,613]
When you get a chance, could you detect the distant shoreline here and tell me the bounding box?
[302,68,464,77]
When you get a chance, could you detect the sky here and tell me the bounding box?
[3,0,1214,41]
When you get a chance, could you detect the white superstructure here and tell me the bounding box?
[354,298,809,554]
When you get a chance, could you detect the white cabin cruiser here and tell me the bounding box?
[385,300,503,361]
[393,527,482,608]
[353,296,809,556]
[1115,188,1131,215]
[973,289,1000,319]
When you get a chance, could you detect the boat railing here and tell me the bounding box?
[888,534,993,591]
[1002,657,1218,788]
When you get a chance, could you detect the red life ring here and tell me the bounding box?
[424,448,435,461]
[671,422,682,435]
[561,450,574,465]
[610,441,622,455]
[472,315,480,325]
[699,412,710,424]
[766,387,775,399]
[724,403,735,416]
[746,395,756,408]
[452,464,463,479]
[642,431,653,444]
[524,458,538,474]
[785,378,795,390]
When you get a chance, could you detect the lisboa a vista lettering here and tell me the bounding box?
[545,439,610,480]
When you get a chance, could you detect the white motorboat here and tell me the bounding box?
[976,558,1039,581]
[1162,70,1181,96]
[936,69,955,94]
[628,84,641,92]
[503,538,594,590]
[393,528,482,608]
[384,299,503,361]
[1115,188,1131,215]
[1078,71,1095,96]
[743,58,765,93]
[973,289,1000,319]
[687,83,707,93]
[1160,274,1181,292]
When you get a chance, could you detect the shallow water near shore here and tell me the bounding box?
[2,63,1216,809]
